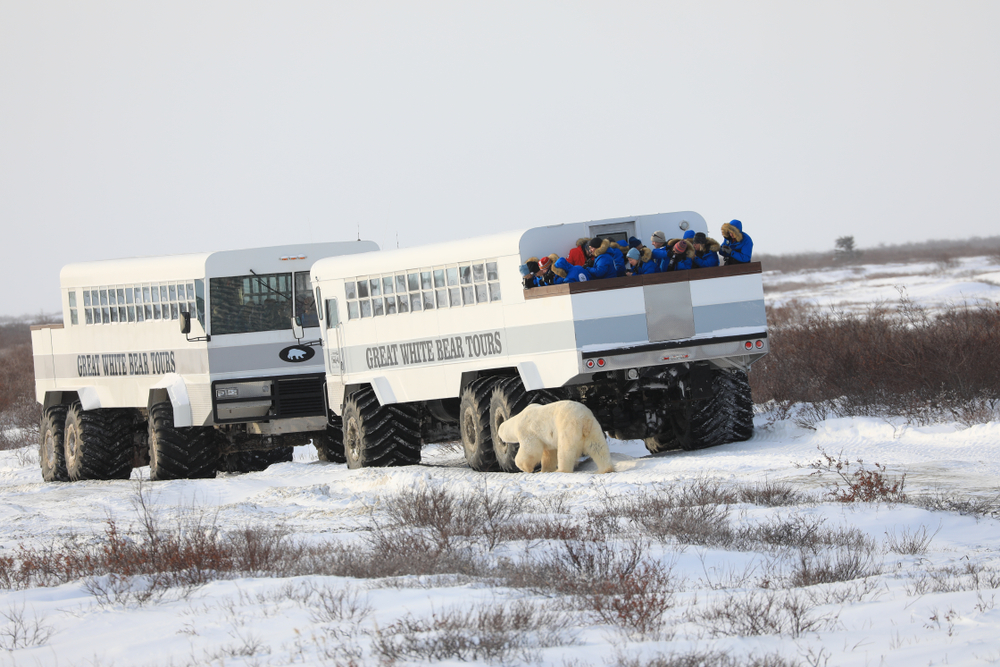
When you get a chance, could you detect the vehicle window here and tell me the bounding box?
[294,272,319,328]
[209,272,293,335]
[325,298,339,327]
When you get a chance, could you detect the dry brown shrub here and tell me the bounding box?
[787,548,883,587]
[799,448,906,503]
[752,300,1000,425]
[591,480,735,547]
[698,589,838,639]
[0,344,39,449]
[371,600,576,664]
[735,480,805,507]
[614,650,801,667]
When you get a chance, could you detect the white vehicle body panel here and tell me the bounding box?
[33,241,379,426]
[311,212,768,413]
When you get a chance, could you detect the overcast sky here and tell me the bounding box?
[2,1,998,316]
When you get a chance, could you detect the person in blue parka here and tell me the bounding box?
[625,247,659,275]
[552,257,592,284]
[584,238,619,279]
[650,229,695,272]
[719,220,753,264]
[606,240,627,277]
[690,232,720,269]
[669,240,698,271]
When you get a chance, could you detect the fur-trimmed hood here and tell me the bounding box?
[721,220,744,242]
[575,238,590,249]
[639,246,654,263]
[698,236,721,253]
[590,238,610,256]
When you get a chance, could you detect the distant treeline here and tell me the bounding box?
[757,235,1000,274]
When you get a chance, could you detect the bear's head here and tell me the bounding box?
[497,419,517,444]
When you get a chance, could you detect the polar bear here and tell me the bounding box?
[497,401,614,474]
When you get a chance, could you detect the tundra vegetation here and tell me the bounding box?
[1,243,999,665]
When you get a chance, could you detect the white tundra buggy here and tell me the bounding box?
[310,211,768,471]
[32,240,378,482]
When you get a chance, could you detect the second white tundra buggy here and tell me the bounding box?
[32,240,378,482]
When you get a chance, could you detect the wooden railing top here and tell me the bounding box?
[30,323,65,331]
[523,262,763,299]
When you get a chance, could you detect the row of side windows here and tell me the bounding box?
[68,281,205,326]
[340,261,500,321]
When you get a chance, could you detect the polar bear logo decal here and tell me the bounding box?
[279,345,316,363]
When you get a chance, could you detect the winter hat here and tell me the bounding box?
[628,236,643,249]
[693,232,707,246]
[588,237,604,249]
[518,264,530,277]
[626,247,641,261]
[651,230,667,246]
[539,254,559,270]
[673,241,688,253]
[526,260,540,273]
[683,230,696,240]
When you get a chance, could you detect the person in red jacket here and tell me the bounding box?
[567,238,589,267]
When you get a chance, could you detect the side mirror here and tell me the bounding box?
[179,311,191,335]
[291,315,304,340]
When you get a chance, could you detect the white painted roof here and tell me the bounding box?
[311,231,525,281]
[59,241,379,287]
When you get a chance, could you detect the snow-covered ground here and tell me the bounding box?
[763,255,1000,315]
[1,257,998,667]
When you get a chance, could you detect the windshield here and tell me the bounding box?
[210,271,312,335]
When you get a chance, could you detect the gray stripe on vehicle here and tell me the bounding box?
[208,343,325,374]
[574,315,648,348]
[693,300,767,334]
[506,321,576,357]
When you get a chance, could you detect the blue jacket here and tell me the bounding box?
[629,247,660,275]
[650,246,670,272]
[553,257,592,284]
[587,240,618,279]
[720,220,753,264]
[606,243,627,277]
[690,236,721,268]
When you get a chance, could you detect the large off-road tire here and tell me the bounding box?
[489,377,531,473]
[63,402,133,481]
[488,379,564,472]
[148,402,218,480]
[342,387,421,469]
[459,377,503,472]
[643,369,754,453]
[219,446,294,473]
[314,412,347,463]
[39,405,69,482]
